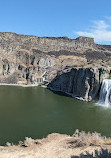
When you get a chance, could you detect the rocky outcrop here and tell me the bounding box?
[0,32,95,53]
[0,32,97,85]
[48,67,111,101]
[0,59,16,75]
[0,32,111,101]
[38,58,55,68]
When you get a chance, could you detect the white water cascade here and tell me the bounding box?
[98,79,111,107]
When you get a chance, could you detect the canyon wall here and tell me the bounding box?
[0,32,95,53]
[0,32,96,85]
[48,67,111,101]
[0,32,111,101]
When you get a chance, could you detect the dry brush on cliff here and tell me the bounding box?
[1,130,111,158]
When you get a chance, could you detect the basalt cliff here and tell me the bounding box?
[0,32,111,101]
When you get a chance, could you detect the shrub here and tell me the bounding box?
[19,137,35,147]
[72,129,106,147]
[6,142,12,147]
[71,148,111,158]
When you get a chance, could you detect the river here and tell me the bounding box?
[0,85,111,145]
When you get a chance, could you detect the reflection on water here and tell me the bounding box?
[0,85,111,145]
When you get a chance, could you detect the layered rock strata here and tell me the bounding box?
[0,32,111,101]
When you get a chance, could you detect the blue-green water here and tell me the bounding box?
[0,86,111,145]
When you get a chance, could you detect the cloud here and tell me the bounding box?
[106,16,111,20]
[75,17,111,44]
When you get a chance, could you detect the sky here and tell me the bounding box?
[0,0,111,44]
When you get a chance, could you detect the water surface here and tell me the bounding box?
[0,86,111,145]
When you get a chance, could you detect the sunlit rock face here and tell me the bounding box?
[0,32,96,85]
[0,32,111,93]
[38,58,55,68]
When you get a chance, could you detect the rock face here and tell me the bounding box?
[48,67,111,101]
[0,33,95,53]
[0,32,97,85]
[0,32,111,101]
[38,58,55,68]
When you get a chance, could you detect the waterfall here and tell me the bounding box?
[98,79,111,107]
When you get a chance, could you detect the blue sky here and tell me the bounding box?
[0,0,111,44]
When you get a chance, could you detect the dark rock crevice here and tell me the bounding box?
[48,67,110,101]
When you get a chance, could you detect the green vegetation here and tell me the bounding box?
[108,74,111,79]
[73,65,78,67]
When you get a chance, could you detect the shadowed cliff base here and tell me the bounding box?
[48,67,111,102]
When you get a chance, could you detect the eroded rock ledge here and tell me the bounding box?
[0,32,111,101]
